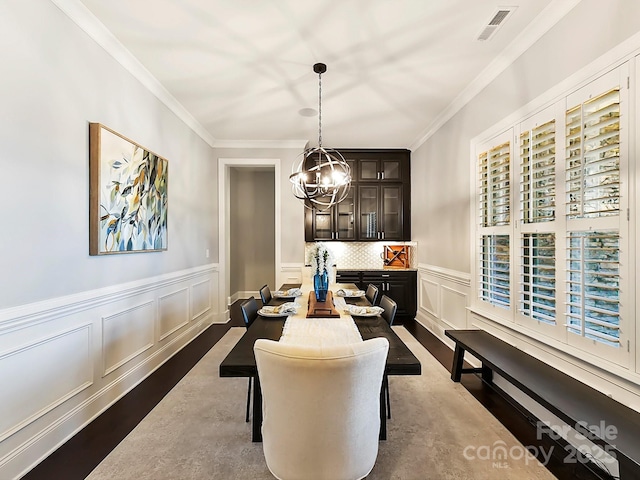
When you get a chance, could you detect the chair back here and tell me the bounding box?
[240,296,259,329]
[365,283,379,306]
[380,295,397,327]
[259,284,272,306]
[254,337,389,480]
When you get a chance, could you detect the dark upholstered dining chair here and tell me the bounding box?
[259,284,272,306]
[379,294,397,419]
[240,296,259,422]
[365,283,379,306]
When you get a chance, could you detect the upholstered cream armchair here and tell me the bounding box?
[254,337,389,480]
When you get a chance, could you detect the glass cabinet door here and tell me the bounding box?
[358,185,379,239]
[381,185,402,240]
[381,159,402,181]
[359,159,380,181]
[312,209,333,240]
[336,189,355,240]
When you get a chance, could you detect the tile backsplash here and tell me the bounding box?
[305,242,417,270]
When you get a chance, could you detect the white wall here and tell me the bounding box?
[0,1,220,477]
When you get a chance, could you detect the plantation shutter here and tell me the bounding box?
[565,88,620,219]
[566,231,620,346]
[520,121,555,223]
[479,235,510,308]
[520,233,555,324]
[565,83,623,348]
[479,142,510,227]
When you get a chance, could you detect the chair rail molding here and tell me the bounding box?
[0,263,220,480]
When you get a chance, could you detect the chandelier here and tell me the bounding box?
[290,63,352,210]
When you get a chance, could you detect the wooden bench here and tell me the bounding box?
[445,329,640,479]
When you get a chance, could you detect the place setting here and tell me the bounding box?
[271,287,303,300]
[343,304,384,317]
[258,302,298,318]
[335,287,365,298]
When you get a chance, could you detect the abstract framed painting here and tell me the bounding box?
[89,123,168,255]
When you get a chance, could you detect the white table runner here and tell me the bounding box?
[280,317,363,346]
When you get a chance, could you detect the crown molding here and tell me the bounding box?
[213,139,309,150]
[50,0,217,147]
[410,0,584,151]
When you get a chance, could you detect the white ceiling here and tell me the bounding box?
[63,0,580,149]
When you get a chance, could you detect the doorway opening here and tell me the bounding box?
[218,158,281,315]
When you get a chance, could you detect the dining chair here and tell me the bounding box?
[240,296,259,422]
[365,283,379,306]
[259,284,272,306]
[254,337,389,480]
[379,294,397,419]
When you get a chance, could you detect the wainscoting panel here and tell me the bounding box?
[0,325,92,443]
[158,288,190,342]
[0,264,219,480]
[280,263,304,286]
[420,278,439,318]
[416,264,470,336]
[440,285,468,330]
[102,301,155,376]
[190,279,211,321]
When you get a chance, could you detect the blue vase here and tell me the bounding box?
[314,271,329,302]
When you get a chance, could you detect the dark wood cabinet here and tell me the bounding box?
[305,149,410,242]
[336,269,417,324]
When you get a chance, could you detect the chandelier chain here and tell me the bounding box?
[318,71,322,147]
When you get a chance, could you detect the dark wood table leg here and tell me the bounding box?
[451,344,465,382]
[379,384,387,440]
[252,376,262,442]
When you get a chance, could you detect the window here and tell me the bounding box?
[477,133,512,311]
[472,65,628,365]
[520,233,556,324]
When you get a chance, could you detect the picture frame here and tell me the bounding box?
[89,123,168,255]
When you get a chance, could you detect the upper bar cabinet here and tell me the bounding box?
[305,149,411,242]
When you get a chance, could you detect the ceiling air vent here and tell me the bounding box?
[476,7,516,41]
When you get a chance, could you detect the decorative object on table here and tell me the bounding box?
[383,245,411,268]
[336,288,366,298]
[306,291,341,318]
[89,123,168,255]
[309,242,333,302]
[289,63,351,211]
[259,302,298,317]
[272,288,303,298]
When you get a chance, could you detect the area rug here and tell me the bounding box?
[86,327,556,479]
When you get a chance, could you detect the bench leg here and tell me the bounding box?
[618,456,638,479]
[482,364,493,384]
[451,345,465,382]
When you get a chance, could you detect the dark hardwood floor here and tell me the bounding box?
[22,306,612,480]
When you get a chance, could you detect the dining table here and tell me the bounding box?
[219,283,422,442]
